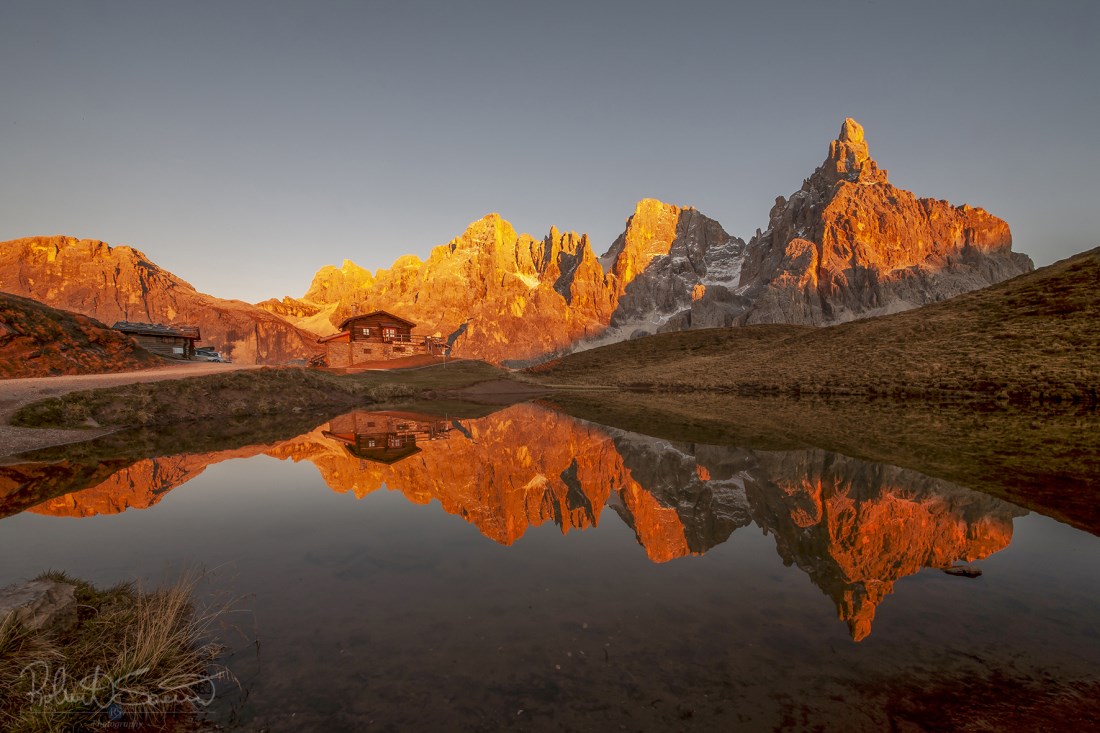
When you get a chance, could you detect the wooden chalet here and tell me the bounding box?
[113,321,201,359]
[318,310,443,367]
[323,410,454,464]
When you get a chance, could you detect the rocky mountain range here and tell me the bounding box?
[263,216,617,363]
[0,236,319,364]
[734,118,1032,326]
[0,118,1033,365]
[265,118,1032,363]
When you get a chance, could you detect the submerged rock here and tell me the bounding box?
[0,578,77,632]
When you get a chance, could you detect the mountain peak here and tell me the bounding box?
[451,213,519,254]
[632,198,680,218]
[812,117,888,187]
[838,117,865,143]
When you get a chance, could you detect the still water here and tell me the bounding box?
[1,402,1098,731]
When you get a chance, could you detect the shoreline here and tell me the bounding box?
[0,361,510,458]
[0,363,259,458]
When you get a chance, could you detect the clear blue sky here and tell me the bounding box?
[1,0,1097,302]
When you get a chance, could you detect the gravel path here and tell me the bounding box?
[0,363,259,459]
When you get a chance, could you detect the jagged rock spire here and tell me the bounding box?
[807,117,889,190]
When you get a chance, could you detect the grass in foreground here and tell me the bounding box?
[0,571,226,732]
[11,361,507,430]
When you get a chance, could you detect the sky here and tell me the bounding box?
[1,0,1098,303]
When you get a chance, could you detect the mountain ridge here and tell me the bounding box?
[269,118,1031,363]
[2,118,1035,366]
[0,236,321,364]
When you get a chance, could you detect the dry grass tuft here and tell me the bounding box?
[0,570,230,732]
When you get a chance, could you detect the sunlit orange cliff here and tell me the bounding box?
[263,118,1031,361]
[0,119,1030,366]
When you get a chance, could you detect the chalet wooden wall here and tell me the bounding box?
[343,314,413,342]
[128,334,195,358]
[324,338,430,367]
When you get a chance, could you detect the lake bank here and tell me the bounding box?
[545,390,1100,535]
[1,361,507,457]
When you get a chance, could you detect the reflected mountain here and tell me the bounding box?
[0,410,338,519]
[744,450,1022,640]
[0,458,137,519]
[268,404,622,545]
[25,447,273,518]
[8,403,1027,639]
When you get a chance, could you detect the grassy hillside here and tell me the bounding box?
[531,247,1100,404]
[0,292,163,378]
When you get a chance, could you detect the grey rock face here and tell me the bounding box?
[610,207,746,328]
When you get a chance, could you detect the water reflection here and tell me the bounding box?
[743,451,1021,640]
[322,410,455,463]
[6,403,1028,641]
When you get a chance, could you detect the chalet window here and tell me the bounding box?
[383,327,396,340]
[361,327,371,336]
[367,439,376,448]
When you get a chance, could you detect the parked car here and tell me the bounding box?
[194,348,224,363]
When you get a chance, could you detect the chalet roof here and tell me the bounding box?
[317,331,350,344]
[112,321,201,340]
[338,310,417,331]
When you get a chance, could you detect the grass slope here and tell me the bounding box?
[532,247,1100,403]
[0,293,162,379]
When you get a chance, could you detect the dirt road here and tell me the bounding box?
[0,362,259,458]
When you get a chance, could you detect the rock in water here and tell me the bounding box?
[943,565,983,578]
[0,578,77,632]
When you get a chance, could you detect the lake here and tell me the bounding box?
[1,401,1097,731]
